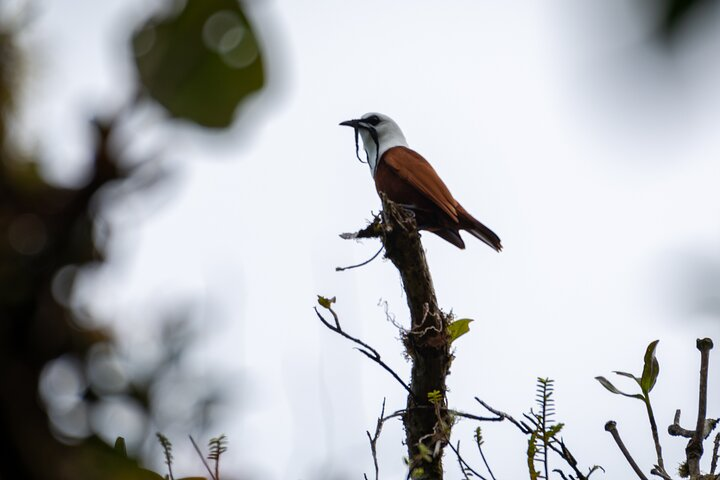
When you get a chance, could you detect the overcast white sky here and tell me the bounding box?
[14,0,720,478]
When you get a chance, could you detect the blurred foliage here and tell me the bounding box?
[0,0,265,478]
[133,0,264,128]
[653,0,715,44]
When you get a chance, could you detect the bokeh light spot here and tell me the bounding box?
[202,10,258,69]
[87,343,129,395]
[51,265,78,308]
[90,397,147,452]
[39,356,91,442]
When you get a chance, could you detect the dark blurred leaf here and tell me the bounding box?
[640,340,660,394]
[656,0,712,42]
[114,436,127,457]
[132,0,264,128]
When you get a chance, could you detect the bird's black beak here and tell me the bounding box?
[339,119,365,129]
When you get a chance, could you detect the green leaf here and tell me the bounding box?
[613,370,641,385]
[595,376,644,400]
[132,0,264,128]
[447,318,473,344]
[317,295,336,309]
[640,340,660,394]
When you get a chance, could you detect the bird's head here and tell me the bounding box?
[340,112,408,175]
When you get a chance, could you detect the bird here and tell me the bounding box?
[340,112,502,251]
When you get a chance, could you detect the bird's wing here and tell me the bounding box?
[381,146,459,222]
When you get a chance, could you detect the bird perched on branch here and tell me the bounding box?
[340,112,502,251]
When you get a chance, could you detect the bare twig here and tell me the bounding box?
[474,397,532,434]
[366,399,386,480]
[668,409,695,438]
[448,440,488,480]
[476,397,596,480]
[475,429,497,480]
[314,306,416,401]
[189,435,217,480]
[686,338,714,477]
[451,409,504,423]
[336,244,384,271]
[604,421,650,480]
[710,432,720,475]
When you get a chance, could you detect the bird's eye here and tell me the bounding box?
[366,115,381,126]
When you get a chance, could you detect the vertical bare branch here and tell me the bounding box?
[335,196,453,480]
[686,338,713,477]
[376,196,453,480]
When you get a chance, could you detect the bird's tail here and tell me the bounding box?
[458,205,502,252]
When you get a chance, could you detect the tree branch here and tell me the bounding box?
[314,305,415,400]
[377,197,453,480]
[686,338,714,477]
[338,197,453,479]
[604,421,650,480]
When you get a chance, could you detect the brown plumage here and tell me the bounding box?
[340,112,502,251]
[375,146,502,250]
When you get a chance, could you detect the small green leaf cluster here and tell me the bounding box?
[317,295,336,309]
[427,389,443,405]
[595,340,660,401]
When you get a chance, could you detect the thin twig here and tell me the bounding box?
[454,441,471,480]
[189,435,217,480]
[474,397,532,434]
[475,431,497,480]
[315,306,417,401]
[546,439,592,480]
[365,399,386,480]
[604,421,650,480]
[476,397,593,480]
[451,409,504,423]
[710,432,720,475]
[336,244,384,271]
[448,440,488,480]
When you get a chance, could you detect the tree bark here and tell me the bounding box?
[378,195,453,480]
